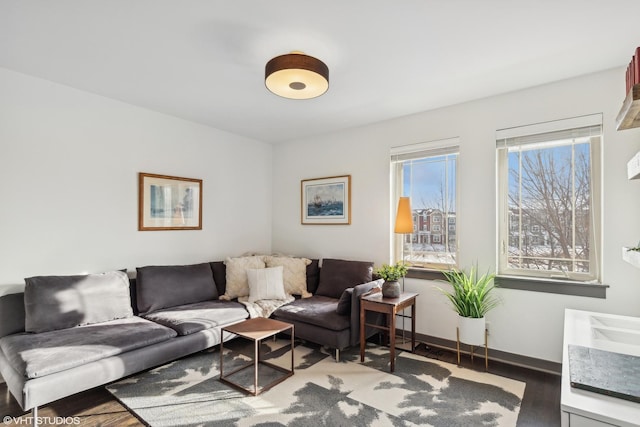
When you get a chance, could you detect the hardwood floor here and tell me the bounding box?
[1,385,143,426]
[0,342,561,427]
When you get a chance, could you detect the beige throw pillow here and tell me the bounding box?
[220,256,266,300]
[247,266,287,303]
[265,256,312,298]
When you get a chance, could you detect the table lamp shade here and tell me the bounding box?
[394,197,414,234]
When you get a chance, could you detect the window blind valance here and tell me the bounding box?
[496,114,602,149]
[391,137,460,162]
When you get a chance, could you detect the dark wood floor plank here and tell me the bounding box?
[1,386,143,427]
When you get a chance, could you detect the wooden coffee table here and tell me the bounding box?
[219,317,294,396]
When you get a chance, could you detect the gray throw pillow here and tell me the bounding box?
[306,259,320,294]
[316,258,374,299]
[136,263,217,314]
[209,261,227,297]
[24,270,133,333]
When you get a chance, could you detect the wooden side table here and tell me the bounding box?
[360,291,418,372]
[220,317,294,396]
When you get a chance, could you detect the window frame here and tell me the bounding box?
[391,138,460,271]
[496,114,603,283]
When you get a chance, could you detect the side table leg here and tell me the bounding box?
[360,303,365,362]
[390,309,396,372]
[220,330,225,378]
[411,301,416,353]
[254,339,259,395]
[291,328,295,373]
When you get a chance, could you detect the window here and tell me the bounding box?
[391,138,459,270]
[497,114,602,282]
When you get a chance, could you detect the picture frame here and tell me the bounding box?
[138,173,202,231]
[301,175,351,225]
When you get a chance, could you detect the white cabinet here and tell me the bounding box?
[566,413,618,427]
[561,309,640,427]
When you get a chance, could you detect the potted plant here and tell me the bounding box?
[435,266,499,345]
[375,262,409,298]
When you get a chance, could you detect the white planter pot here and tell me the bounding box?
[458,315,486,346]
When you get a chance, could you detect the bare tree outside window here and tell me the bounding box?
[497,117,601,282]
[507,142,591,273]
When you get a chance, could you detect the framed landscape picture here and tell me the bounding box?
[301,175,351,225]
[138,173,202,231]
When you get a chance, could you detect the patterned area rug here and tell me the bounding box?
[106,339,525,426]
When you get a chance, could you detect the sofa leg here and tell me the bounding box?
[335,349,340,362]
[32,406,38,427]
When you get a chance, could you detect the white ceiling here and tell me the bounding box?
[1,1,639,144]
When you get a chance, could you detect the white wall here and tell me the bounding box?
[0,67,273,289]
[2,64,639,364]
[272,67,640,363]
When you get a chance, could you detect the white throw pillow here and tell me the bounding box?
[247,266,287,302]
[220,256,266,300]
[265,256,312,298]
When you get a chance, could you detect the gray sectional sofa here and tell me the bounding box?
[0,256,382,421]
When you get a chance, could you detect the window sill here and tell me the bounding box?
[406,268,447,281]
[405,269,608,299]
[494,275,608,299]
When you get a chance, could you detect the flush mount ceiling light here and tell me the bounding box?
[265,52,329,100]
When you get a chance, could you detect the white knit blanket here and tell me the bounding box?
[238,294,295,318]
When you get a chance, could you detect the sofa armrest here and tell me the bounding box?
[349,279,383,347]
[0,292,25,338]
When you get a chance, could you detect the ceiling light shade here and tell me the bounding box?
[265,52,329,99]
[394,197,414,234]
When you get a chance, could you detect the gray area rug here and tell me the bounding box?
[107,339,525,426]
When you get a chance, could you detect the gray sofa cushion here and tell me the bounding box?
[136,263,218,315]
[143,300,248,336]
[272,295,350,331]
[0,317,176,379]
[24,270,133,333]
[315,259,373,299]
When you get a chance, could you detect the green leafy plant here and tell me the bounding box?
[435,266,500,318]
[375,262,409,281]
